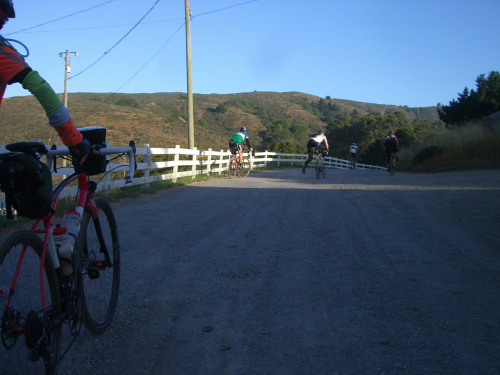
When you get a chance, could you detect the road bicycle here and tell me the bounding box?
[350,154,357,169]
[0,139,136,375]
[314,149,326,179]
[228,148,251,179]
[389,151,397,175]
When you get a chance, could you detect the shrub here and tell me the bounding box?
[413,145,444,164]
[216,103,228,113]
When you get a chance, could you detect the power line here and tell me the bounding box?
[4,0,117,36]
[103,22,185,102]
[70,0,161,80]
[12,19,185,34]
[192,0,259,19]
[11,0,259,35]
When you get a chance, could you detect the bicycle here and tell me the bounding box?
[350,154,357,169]
[228,148,251,179]
[0,137,136,375]
[389,151,397,175]
[314,149,326,179]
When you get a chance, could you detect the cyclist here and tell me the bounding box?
[302,129,329,174]
[0,0,89,164]
[381,130,400,172]
[229,126,252,166]
[349,143,358,169]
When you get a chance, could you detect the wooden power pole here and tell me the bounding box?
[185,0,195,149]
[59,50,78,107]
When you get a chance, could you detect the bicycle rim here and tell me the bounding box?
[315,160,320,179]
[78,198,120,334]
[238,159,251,178]
[321,164,326,178]
[390,156,395,175]
[228,158,237,179]
[0,230,61,375]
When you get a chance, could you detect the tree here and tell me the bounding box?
[438,71,500,125]
[269,141,298,154]
[395,127,416,147]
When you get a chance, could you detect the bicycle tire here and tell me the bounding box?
[238,158,251,178]
[77,198,120,334]
[390,155,395,175]
[0,230,62,375]
[315,158,321,179]
[228,157,237,179]
[321,163,326,178]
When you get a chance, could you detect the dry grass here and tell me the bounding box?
[399,122,500,172]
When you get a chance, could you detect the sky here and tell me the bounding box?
[2,0,500,108]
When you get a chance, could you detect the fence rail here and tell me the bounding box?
[0,142,384,213]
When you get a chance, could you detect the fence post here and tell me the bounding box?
[277,152,281,167]
[173,145,180,183]
[207,148,212,175]
[144,143,150,189]
[264,150,268,168]
[192,147,197,179]
[219,150,224,176]
[101,141,110,196]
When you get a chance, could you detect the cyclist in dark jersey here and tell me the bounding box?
[0,0,89,164]
[381,131,400,172]
[229,126,252,165]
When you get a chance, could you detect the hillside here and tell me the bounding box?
[0,91,440,152]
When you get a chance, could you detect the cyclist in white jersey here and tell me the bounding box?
[302,129,329,174]
[350,143,358,169]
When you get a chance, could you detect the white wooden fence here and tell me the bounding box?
[0,142,384,213]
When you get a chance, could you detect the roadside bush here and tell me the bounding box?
[413,146,444,164]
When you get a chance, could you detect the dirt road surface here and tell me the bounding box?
[54,168,500,374]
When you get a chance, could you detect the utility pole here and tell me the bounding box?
[185,0,194,149]
[58,50,77,178]
[59,49,78,107]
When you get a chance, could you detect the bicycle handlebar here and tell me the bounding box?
[45,142,136,184]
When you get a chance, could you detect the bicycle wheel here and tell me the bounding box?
[238,158,251,178]
[390,155,395,175]
[315,158,321,179]
[77,198,120,334]
[321,162,326,178]
[0,230,61,375]
[228,157,237,179]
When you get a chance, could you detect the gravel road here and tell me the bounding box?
[53,167,500,375]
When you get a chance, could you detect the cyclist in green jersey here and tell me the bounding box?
[229,126,253,165]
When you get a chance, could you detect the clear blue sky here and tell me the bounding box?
[2,0,500,108]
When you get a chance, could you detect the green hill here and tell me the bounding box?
[0,91,441,154]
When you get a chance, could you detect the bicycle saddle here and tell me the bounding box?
[5,141,48,155]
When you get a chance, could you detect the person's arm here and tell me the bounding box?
[245,137,252,150]
[381,140,386,150]
[12,68,89,162]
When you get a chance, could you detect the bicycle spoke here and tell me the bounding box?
[78,198,120,334]
[238,158,251,178]
[0,231,61,375]
[228,157,237,179]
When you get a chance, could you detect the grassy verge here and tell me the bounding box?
[398,122,500,173]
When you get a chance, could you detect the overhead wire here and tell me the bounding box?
[70,0,161,80]
[191,0,259,19]
[12,19,185,34]
[73,0,260,121]
[4,0,117,36]
[94,0,260,95]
